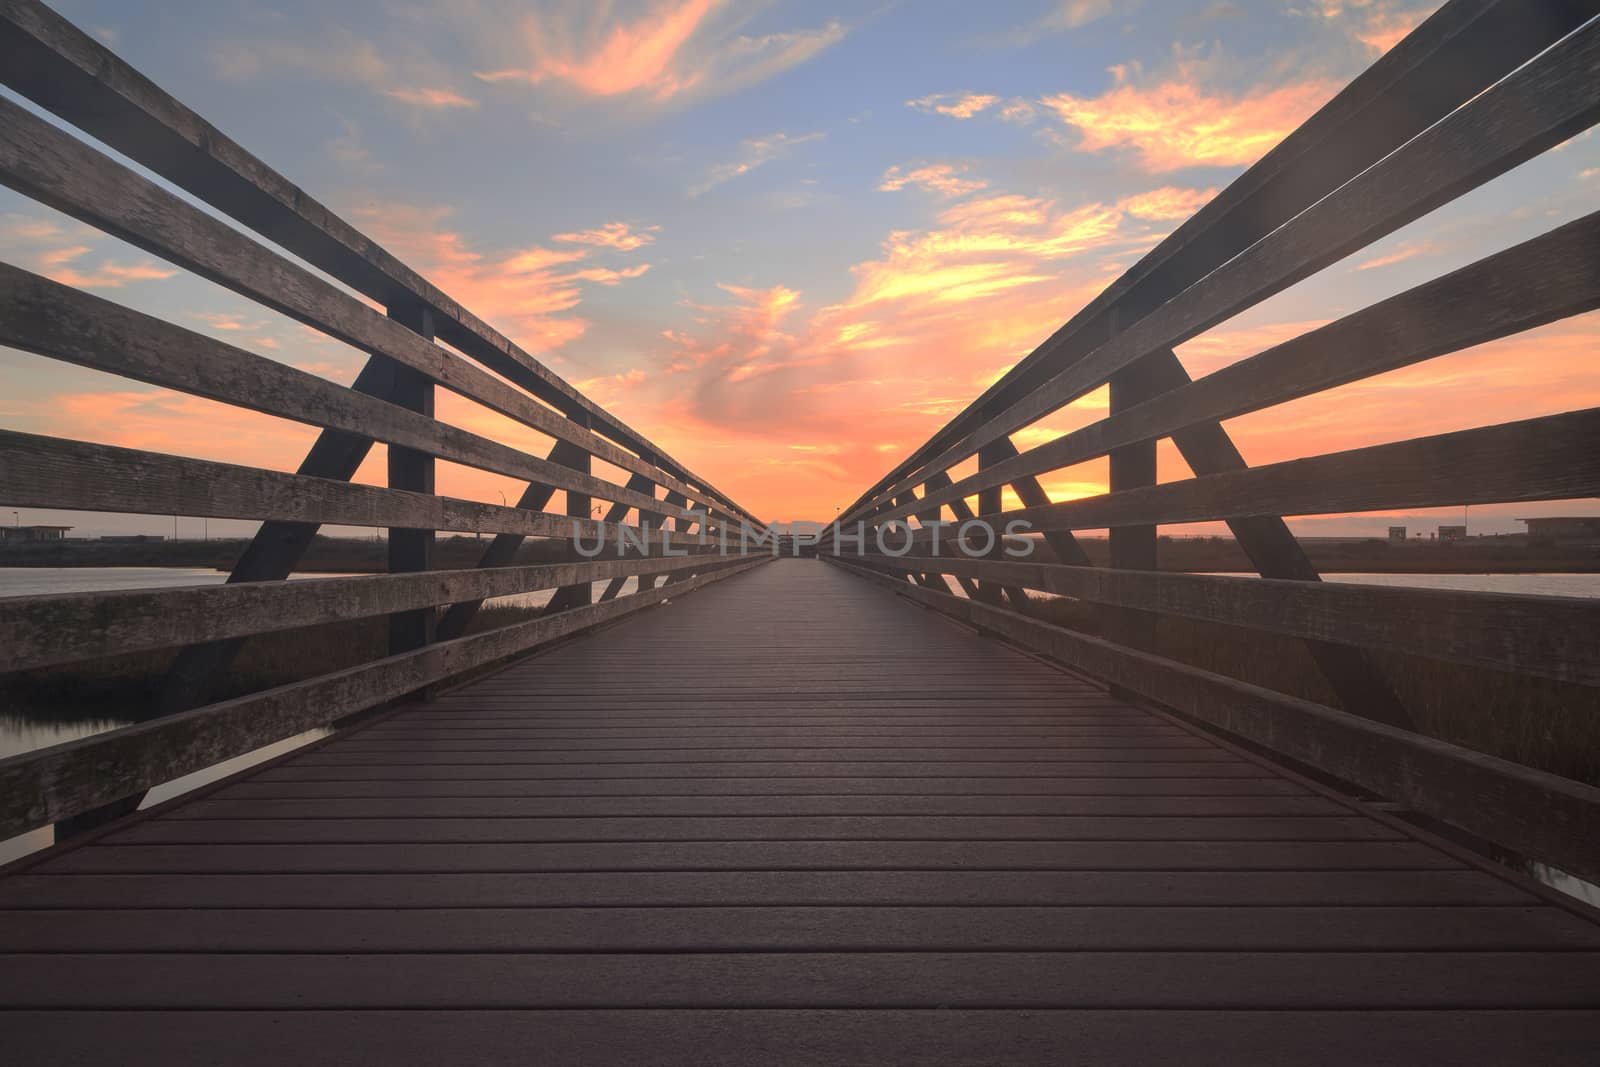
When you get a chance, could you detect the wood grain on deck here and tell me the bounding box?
[2,559,1597,1064]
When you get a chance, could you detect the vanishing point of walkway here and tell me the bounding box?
[2,560,1597,1063]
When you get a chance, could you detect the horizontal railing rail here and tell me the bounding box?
[823,0,1600,881]
[833,559,1600,884]
[0,0,771,842]
[0,556,766,839]
[836,0,1600,522]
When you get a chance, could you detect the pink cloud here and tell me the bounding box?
[351,201,652,352]
[475,1,845,105]
[906,92,999,119]
[878,164,989,199]
[1040,66,1338,171]
[1118,185,1217,221]
[383,87,479,109]
[553,222,659,251]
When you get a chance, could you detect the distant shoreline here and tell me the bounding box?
[1,534,1595,575]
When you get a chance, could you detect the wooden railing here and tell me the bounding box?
[0,0,770,841]
[821,0,1600,881]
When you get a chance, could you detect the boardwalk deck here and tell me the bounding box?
[2,559,1598,1063]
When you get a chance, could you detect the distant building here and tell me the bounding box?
[1438,525,1467,542]
[0,524,73,543]
[98,534,166,544]
[1387,526,1407,543]
[1520,516,1600,543]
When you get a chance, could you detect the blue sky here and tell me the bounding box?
[3,0,1597,534]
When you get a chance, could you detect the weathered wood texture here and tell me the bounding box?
[0,430,706,550]
[830,557,1600,883]
[0,557,768,838]
[899,409,1600,544]
[844,554,1600,686]
[2,561,1596,1064]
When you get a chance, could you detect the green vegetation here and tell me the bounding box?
[1014,592,1600,788]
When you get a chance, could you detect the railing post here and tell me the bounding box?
[545,413,595,612]
[975,406,1007,605]
[1105,337,1163,664]
[386,301,437,657]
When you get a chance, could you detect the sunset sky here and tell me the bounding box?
[2,0,1597,538]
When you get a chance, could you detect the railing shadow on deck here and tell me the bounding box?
[0,0,771,846]
[817,0,1600,884]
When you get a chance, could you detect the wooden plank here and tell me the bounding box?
[0,430,704,548]
[0,869,1534,909]
[5,1009,1599,1066]
[0,557,769,837]
[109,815,1399,845]
[5,906,1592,953]
[831,558,1600,882]
[38,840,1458,875]
[4,951,1597,1008]
[0,553,746,673]
[172,794,1342,819]
[901,408,1600,541]
[231,776,1307,797]
[848,555,1600,685]
[0,0,758,524]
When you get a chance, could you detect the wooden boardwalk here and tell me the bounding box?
[2,559,1598,1063]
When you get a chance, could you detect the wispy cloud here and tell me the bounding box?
[553,222,659,251]
[382,87,479,110]
[350,201,653,351]
[474,1,846,106]
[1355,239,1434,271]
[1042,0,1121,30]
[210,30,478,111]
[1117,185,1216,220]
[1,213,177,290]
[906,92,998,119]
[691,130,826,197]
[878,163,988,198]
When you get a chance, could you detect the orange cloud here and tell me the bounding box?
[553,222,659,250]
[1355,240,1433,271]
[907,92,998,119]
[383,87,478,109]
[349,201,653,352]
[2,215,179,291]
[475,1,845,104]
[878,164,988,198]
[1350,4,1435,53]
[1040,66,1338,171]
[1118,185,1217,220]
[44,261,178,290]
[602,179,1162,519]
